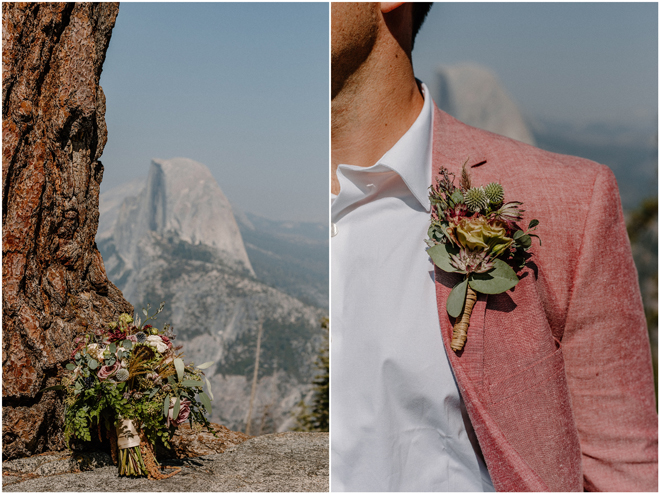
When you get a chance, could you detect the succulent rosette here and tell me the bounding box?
[426,161,541,351]
[43,302,217,479]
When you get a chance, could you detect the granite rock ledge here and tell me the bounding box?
[2,432,329,492]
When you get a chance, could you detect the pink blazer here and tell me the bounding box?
[431,106,657,491]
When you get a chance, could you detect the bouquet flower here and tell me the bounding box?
[426,162,541,351]
[49,303,215,479]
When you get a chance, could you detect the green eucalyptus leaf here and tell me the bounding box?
[181,380,203,388]
[109,343,116,354]
[513,229,524,240]
[174,358,185,382]
[195,361,214,370]
[66,363,76,371]
[528,219,539,229]
[163,395,171,418]
[172,397,180,420]
[516,234,532,249]
[469,259,519,294]
[451,190,464,204]
[529,233,542,246]
[88,358,98,370]
[122,340,132,350]
[446,278,468,318]
[199,392,212,414]
[428,243,460,273]
[148,388,158,399]
[204,376,214,401]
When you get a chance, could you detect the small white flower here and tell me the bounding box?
[146,335,168,354]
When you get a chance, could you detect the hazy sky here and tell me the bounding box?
[413,2,658,127]
[99,2,656,223]
[100,2,328,223]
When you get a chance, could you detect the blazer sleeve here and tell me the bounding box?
[561,165,658,491]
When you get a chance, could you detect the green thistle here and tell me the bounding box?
[116,369,129,382]
[465,187,488,212]
[484,182,504,205]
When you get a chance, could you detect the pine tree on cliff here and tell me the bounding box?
[293,318,329,432]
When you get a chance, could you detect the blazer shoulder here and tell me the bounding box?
[432,105,614,196]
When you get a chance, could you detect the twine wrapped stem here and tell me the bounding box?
[451,285,478,352]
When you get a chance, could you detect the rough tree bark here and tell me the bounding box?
[2,2,132,460]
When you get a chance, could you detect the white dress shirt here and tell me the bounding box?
[331,83,494,492]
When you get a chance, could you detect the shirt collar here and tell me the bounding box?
[376,81,433,212]
[333,82,434,215]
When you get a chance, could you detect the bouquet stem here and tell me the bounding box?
[118,446,148,476]
[117,419,148,477]
[451,285,478,352]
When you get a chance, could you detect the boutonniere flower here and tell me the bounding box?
[425,161,541,351]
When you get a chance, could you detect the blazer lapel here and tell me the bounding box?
[430,106,551,491]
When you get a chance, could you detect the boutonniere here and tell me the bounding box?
[425,161,541,352]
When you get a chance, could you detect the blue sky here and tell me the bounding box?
[100,3,329,222]
[414,2,658,127]
[99,2,656,223]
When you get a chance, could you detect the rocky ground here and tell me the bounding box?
[3,432,328,492]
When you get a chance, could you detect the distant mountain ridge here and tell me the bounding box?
[97,158,327,432]
[235,212,328,309]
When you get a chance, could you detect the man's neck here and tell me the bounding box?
[331,37,424,195]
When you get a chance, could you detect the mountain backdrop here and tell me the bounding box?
[97,157,328,434]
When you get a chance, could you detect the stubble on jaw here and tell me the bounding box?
[330,2,379,101]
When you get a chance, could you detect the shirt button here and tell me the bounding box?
[331,223,338,237]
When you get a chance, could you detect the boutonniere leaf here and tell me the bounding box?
[469,259,518,294]
[426,160,540,351]
[447,278,469,318]
[428,242,462,273]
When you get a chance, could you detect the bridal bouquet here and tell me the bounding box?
[426,162,540,351]
[51,304,215,479]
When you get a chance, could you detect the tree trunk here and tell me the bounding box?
[2,2,132,460]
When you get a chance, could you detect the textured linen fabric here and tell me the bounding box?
[430,106,658,491]
[331,84,494,492]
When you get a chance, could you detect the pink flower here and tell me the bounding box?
[160,335,173,349]
[127,335,138,343]
[97,362,120,380]
[167,398,191,427]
